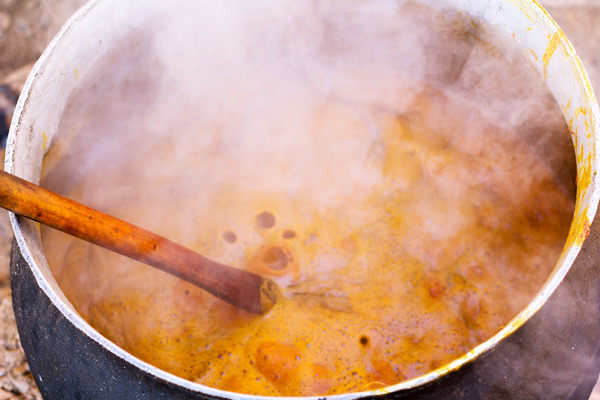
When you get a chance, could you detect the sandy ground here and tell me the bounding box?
[0,0,600,399]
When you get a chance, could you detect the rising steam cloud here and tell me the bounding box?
[38,0,575,396]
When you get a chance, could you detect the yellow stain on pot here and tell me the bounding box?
[529,49,538,62]
[575,107,588,118]
[573,107,591,142]
[563,203,591,248]
[565,100,572,110]
[74,68,79,80]
[578,213,591,246]
[543,31,562,80]
[42,130,48,152]
[508,0,583,88]
[533,11,591,107]
[572,144,593,247]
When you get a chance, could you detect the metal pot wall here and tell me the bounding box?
[6,0,600,398]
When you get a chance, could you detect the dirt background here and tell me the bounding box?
[0,0,599,399]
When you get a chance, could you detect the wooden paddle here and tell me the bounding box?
[0,169,280,314]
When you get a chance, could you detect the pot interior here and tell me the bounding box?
[6,0,600,397]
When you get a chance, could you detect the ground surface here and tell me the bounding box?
[0,0,600,399]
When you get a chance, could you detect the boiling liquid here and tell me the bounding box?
[40,2,575,395]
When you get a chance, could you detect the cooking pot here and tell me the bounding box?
[6,0,600,398]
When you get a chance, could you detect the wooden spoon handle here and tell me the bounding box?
[0,169,278,314]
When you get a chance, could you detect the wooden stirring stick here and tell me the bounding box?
[0,169,280,314]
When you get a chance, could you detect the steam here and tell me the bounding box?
[38,0,575,396]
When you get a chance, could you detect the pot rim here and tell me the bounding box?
[6,0,600,398]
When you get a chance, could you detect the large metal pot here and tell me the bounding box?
[6,0,600,398]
